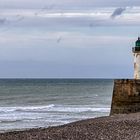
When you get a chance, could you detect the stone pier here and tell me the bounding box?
[110,79,140,115]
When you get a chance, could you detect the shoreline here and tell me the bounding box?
[0,113,140,140]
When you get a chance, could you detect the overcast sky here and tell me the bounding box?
[0,0,139,78]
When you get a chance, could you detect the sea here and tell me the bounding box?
[0,79,114,132]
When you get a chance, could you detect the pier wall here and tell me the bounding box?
[110,79,140,115]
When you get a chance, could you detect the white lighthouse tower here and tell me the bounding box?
[132,37,140,79]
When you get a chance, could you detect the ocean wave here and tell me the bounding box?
[0,104,55,112]
[0,104,110,113]
[0,119,23,123]
[49,106,110,113]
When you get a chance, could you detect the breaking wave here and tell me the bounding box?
[0,104,110,113]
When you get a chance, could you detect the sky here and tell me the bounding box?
[0,0,140,78]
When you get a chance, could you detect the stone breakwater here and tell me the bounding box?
[110,79,140,115]
[0,113,140,140]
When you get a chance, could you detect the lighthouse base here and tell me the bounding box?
[110,79,140,115]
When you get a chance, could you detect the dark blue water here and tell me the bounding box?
[0,79,113,132]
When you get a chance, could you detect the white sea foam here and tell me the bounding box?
[0,105,110,131]
[47,105,110,113]
[0,104,55,112]
[0,104,110,113]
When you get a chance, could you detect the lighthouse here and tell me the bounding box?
[110,37,140,115]
[132,37,140,79]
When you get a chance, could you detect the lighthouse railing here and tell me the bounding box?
[132,47,140,52]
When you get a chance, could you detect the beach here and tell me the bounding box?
[0,112,140,140]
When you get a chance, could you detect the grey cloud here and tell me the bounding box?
[5,16,140,29]
[34,5,56,16]
[0,15,24,26]
[0,16,139,32]
[0,0,140,9]
[57,37,62,43]
[15,15,24,21]
[111,8,126,19]
[1,7,140,33]
[0,18,7,25]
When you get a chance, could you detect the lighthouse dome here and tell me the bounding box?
[136,37,140,47]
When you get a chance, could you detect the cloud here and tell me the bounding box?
[111,7,126,19]
[0,0,140,9]
[0,31,133,48]
[0,18,7,25]
[1,7,140,33]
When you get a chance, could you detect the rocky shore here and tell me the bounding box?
[1,113,140,140]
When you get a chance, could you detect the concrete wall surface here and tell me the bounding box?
[110,79,140,115]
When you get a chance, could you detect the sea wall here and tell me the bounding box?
[110,79,140,115]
